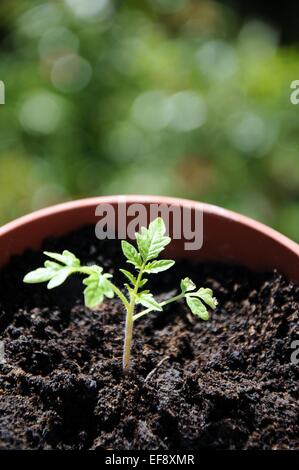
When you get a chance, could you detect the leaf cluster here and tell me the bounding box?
[24,218,218,320]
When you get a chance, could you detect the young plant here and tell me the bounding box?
[23,218,218,371]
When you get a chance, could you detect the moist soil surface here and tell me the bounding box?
[0,226,298,450]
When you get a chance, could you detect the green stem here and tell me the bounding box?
[122,264,145,372]
[132,292,185,322]
[122,301,134,372]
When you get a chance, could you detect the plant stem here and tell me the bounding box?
[132,292,185,321]
[122,301,134,372]
[122,264,145,372]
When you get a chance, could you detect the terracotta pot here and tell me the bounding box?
[0,195,298,283]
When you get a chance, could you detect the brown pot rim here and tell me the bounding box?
[0,195,298,282]
[0,194,298,252]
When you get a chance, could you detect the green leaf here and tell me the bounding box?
[144,259,175,274]
[189,288,218,310]
[186,296,209,320]
[23,253,119,310]
[136,292,163,311]
[83,269,114,309]
[135,227,148,261]
[139,278,148,287]
[84,279,104,308]
[23,259,63,284]
[44,250,80,267]
[180,277,196,293]
[135,217,171,262]
[44,260,62,270]
[47,267,73,289]
[100,276,114,299]
[120,269,137,286]
[124,283,134,297]
[121,240,142,269]
[23,267,58,284]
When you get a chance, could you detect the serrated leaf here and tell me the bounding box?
[84,281,104,308]
[124,283,134,296]
[135,227,148,261]
[180,277,196,293]
[23,258,64,284]
[87,265,103,276]
[44,250,80,267]
[99,275,114,299]
[63,250,80,267]
[186,296,209,320]
[135,217,171,262]
[47,267,73,289]
[190,288,218,310]
[120,269,137,286]
[23,267,57,284]
[121,240,142,269]
[139,278,148,287]
[139,289,150,295]
[144,259,175,274]
[44,260,62,270]
[136,292,162,311]
[83,271,114,309]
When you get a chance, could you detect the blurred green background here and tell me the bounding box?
[0,0,298,241]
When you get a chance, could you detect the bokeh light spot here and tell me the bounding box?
[132,90,170,131]
[105,122,150,162]
[196,40,237,81]
[39,27,80,63]
[64,0,110,20]
[227,112,267,154]
[19,92,65,135]
[167,91,207,132]
[238,21,278,60]
[51,54,92,93]
[18,3,63,38]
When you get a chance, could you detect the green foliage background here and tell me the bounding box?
[0,0,298,241]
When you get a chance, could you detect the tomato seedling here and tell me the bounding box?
[24,218,218,371]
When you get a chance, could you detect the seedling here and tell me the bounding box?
[23,218,218,371]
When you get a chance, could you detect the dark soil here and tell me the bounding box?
[0,225,298,450]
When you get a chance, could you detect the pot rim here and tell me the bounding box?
[0,195,298,255]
